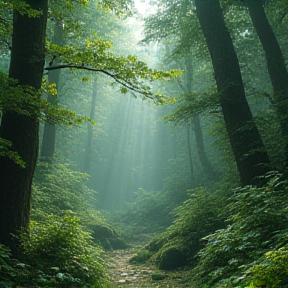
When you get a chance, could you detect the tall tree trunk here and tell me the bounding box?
[41,22,64,159]
[0,0,48,255]
[186,126,195,183]
[246,0,288,168]
[83,79,97,174]
[185,55,215,178]
[193,114,215,177]
[195,0,270,186]
[185,56,195,184]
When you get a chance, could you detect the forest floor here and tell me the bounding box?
[104,240,191,288]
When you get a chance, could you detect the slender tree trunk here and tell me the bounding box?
[0,0,48,255]
[41,22,64,159]
[195,0,270,186]
[193,115,215,177]
[185,56,195,184]
[186,126,195,183]
[185,55,215,178]
[246,0,288,167]
[83,79,97,174]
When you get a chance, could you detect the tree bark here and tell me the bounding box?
[186,126,195,183]
[185,55,215,178]
[246,0,288,167]
[193,114,215,177]
[195,0,270,186]
[41,22,64,159]
[0,0,48,255]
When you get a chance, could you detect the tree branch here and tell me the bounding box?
[44,64,153,98]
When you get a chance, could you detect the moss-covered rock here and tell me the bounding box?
[129,249,151,264]
[151,273,168,280]
[155,245,188,270]
[91,224,129,251]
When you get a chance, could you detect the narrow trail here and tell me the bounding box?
[105,244,190,287]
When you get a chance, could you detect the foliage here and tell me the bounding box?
[32,160,130,253]
[142,0,207,57]
[129,249,151,264]
[191,172,288,287]
[0,72,41,117]
[41,99,95,126]
[32,160,97,220]
[0,138,25,168]
[0,2,12,47]
[91,224,129,251]
[243,245,288,288]
[40,79,96,126]
[254,107,285,171]
[131,186,230,270]
[45,38,181,101]
[163,87,219,125]
[0,72,93,166]
[20,213,106,287]
[117,189,178,235]
[95,0,133,16]
[0,244,22,286]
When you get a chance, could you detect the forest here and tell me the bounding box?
[1,0,288,287]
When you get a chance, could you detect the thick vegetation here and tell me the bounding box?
[1,0,288,287]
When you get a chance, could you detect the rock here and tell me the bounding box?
[117,279,131,285]
[91,224,129,251]
[129,249,151,264]
[151,273,168,280]
[156,246,188,270]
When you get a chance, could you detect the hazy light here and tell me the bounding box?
[134,0,154,17]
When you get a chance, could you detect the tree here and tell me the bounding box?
[0,0,48,255]
[194,0,270,186]
[245,0,288,168]
[184,55,215,179]
[41,21,64,160]
[0,0,179,254]
[83,78,97,174]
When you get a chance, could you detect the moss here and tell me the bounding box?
[91,224,129,251]
[129,249,151,264]
[151,273,168,280]
[155,245,188,270]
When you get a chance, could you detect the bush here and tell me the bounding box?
[32,161,97,220]
[129,249,151,264]
[0,244,21,286]
[116,189,176,235]
[131,186,228,270]
[244,245,288,288]
[191,172,288,287]
[20,213,106,287]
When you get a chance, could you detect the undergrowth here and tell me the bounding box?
[0,213,107,288]
[190,172,288,288]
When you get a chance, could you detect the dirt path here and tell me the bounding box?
[105,246,190,287]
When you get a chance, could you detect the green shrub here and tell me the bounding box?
[21,213,106,287]
[131,186,228,270]
[129,249,151,264]
[0,244,34,287]
[32,161,97,220]
[244,246,288,288]
[116,189,176,235]
[191,172,288,287]
[0,244,20,286]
